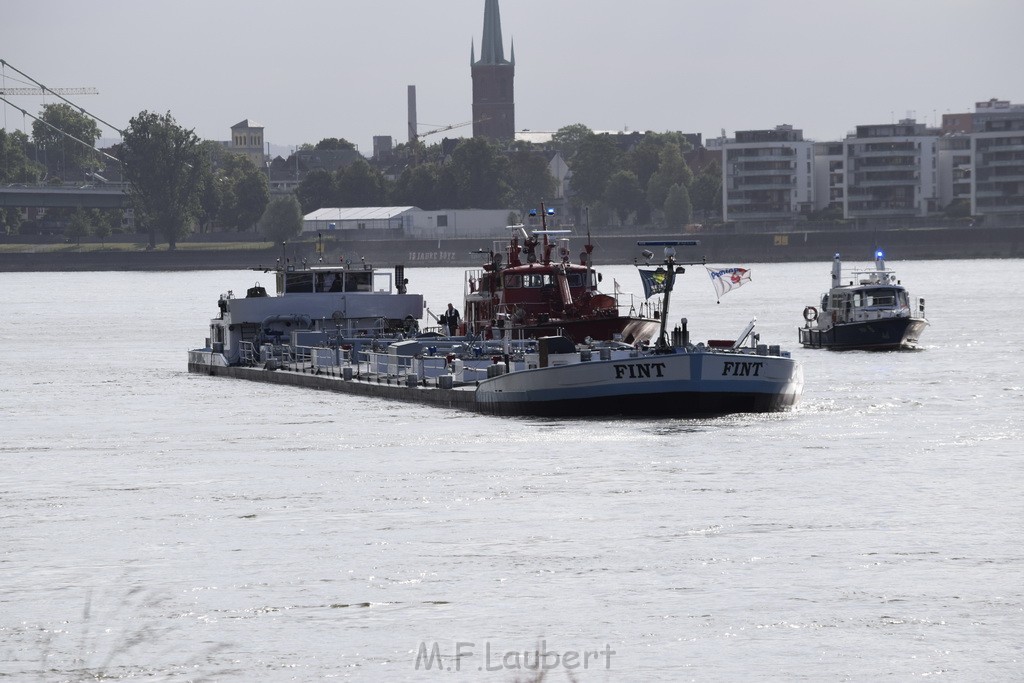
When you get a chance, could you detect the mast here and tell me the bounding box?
[638,240,700,350]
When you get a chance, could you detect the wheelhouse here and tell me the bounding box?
[274,266,395,295]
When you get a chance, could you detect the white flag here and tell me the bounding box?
[613,278,621,296]
[706,266,751,302]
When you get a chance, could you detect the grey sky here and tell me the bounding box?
[3,0,1021,155]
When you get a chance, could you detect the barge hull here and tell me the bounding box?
[189,359,800,418]
[799,317,928,350]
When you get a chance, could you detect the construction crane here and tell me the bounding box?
[0,87,98,95]
[412,119,476,144]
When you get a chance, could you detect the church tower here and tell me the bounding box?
[471,0,515,141]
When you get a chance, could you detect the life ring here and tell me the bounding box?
[803,306,818,322]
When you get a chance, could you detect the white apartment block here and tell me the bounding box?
[936,135,971,209]
[720,101,1024,224]
[721,125,815,222]
[969,99,1024,216]
[812,141,844,213]
[843,120,940,219]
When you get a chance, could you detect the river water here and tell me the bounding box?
[1,259,1021,681]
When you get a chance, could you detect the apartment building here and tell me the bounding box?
[719,103,1024,224]
[970,99,1024,216]
[936,135,971,209]
[843,119,940,219]
[812,141,844,213]
[721,125,815,222]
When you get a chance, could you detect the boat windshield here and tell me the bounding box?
[854,288,900,308]
[504,271,587,289]
[275,269,374,294]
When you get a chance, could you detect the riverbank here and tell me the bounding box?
[1,223,1021,271]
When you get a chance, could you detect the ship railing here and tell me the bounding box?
[465,268,485,298]
[359,349,495,385]
[325,316,392,337]
[239,341,258,366]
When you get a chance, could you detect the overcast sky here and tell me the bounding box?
[3,0,1021,156]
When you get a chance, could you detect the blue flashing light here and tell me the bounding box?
[875,250,885,259]
[546,208,555,216]
[529,209,537,216]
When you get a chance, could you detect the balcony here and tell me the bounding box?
[735,179,794,190]
[853,179,919,188]
[977,159,1024,169]
[847,206,918,216]
[977,142,1024,154]
[976,171,1024,184]
[727,148,796,161]
[850,148,919,160]
[732,166,794,176]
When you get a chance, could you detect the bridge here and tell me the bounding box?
[0,183,130,209]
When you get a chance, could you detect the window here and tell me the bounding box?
[436,215,448,227]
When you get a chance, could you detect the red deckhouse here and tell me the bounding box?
[460,208,660,344]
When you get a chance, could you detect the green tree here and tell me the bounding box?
[664,183,693,227]
[568,133,622,208]
[219,154,269,232]
[434,164,460,209]
[0,205,20,236]
[93,215,112,245]
[448,137,511,208]
[507,147,556,216]
[604,170,644,224]
[194,140,225,232]
[336,158,387,206]
[65,208,91,246]
[259,195,304,243]
[392,164,440,209]
[944,198,971,219]
[120,110,206,249]
[689,165,722,219]
[296,169,336,214]
[627,136,665,193]
[646,144,693,212]
[0,129,42,234]
[315,137,356,151]
[0,129,42,183]
[195,169,223,233]
[31,103,102,180]
[551,123,592,162]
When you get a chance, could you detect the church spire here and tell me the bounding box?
[476,0,510,65]
[470,0,515,141]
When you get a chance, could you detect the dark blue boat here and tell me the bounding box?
[799,251,928,351]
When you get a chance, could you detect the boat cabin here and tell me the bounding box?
[274,265,394,295]
[823,285,915,324]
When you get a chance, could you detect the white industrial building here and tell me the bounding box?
[303,207,512,238]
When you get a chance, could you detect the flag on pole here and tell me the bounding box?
[638,267,673,299]
[613,278,621,296]
[706,266,751,302]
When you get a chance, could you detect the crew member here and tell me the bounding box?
[441,303,461,336]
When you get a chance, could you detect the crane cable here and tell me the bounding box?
[0,94,121,164]
[0,58,123,136]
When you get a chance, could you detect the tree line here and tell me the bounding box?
[2,103,724,248]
